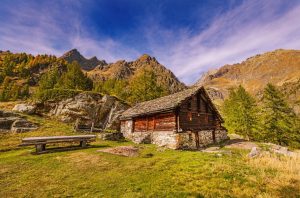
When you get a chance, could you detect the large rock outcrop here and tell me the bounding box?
[13,104,37,115]
[36,92,130,131]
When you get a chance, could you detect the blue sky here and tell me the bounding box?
[1,0,300,84]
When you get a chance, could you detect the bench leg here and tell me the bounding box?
[36,144,46,153]
[80,141,87,147]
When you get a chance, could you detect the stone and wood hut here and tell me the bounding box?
[120,86,228,149]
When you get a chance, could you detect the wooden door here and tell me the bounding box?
[212,130,216,143]
[194,132,200,149]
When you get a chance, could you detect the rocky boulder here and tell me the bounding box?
[12,104,36,115]
[36,92,130,131]
[248,147,260,158]
[263,143,298,157]
[11,119,39,133]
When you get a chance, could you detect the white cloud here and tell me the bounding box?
[0,1,139,62]
[146,0,300,84]
[0,0,300,85]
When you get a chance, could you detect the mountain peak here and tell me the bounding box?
[61,48,84,58]
[69,48,79,53]
[61,49,106,71]
[137,54,156,62]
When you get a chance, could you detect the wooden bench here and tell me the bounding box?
[21,135,97,153]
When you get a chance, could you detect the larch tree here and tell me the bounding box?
[261,83,300,147]
[128,69,167,104]
[57,62,93,91]
[223,85,259,139]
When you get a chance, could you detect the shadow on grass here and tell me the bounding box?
[0,147,25,152]
[31,144,111,155]
[0,139,131,153]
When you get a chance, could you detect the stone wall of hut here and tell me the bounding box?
[121,119,228,149]
[176,129,228,149]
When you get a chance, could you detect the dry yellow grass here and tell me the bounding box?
[247,153,300,197]
[0,101,19,111]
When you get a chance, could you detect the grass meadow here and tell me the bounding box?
[0,114,299,197]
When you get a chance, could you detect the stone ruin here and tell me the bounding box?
[0,110,38,133]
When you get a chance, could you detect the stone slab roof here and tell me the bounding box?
[121,86,223,122]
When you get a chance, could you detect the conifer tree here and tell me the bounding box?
[94,79,129,101]
[223,85,259,139]
[0,77,12,101]
[38,66,60,90]
[128,69,167,104]
[57,62,93,90]
[10,83,20,100]
[17,61,29,78]
[261,83,300,146]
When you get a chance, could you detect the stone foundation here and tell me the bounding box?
[121,120,228,150]
[176,129,228,149]
[122,129,227,150]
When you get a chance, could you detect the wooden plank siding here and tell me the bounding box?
[133,113,176,132]
[179,92,220,131]
[131,90,221,133]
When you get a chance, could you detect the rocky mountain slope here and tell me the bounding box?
[60,49,186,93]
[1,49,186,94]
[197,49,300,111]
[61,49,107,71]
[87,54,186,93]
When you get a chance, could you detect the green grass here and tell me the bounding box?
[0,115,299,197]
